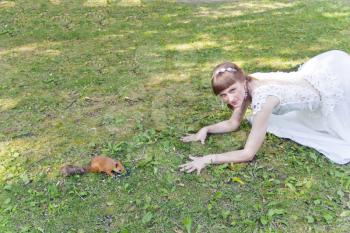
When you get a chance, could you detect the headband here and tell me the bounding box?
[214,67,237,77]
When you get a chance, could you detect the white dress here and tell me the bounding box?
[250,50,350,164]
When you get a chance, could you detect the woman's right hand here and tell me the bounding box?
[181,127,208,144]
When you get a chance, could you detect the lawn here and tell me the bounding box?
[0,0,350,232]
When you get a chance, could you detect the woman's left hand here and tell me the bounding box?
[179,155,212,175]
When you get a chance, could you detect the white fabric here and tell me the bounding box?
[250,50,350,164]
[251,82,321,115]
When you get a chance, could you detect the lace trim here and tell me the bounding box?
[251,83,321,116]
[299,67,344,116]
[251,85,281,115]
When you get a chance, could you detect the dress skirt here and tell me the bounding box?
[262,50,350,164]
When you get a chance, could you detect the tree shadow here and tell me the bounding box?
[0,0,349,183]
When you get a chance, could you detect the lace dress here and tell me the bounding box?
[250,50,350,164]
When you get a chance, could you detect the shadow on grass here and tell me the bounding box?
[1,0,349,175]
[1,0,350,231]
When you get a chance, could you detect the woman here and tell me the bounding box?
[180,50,350,175]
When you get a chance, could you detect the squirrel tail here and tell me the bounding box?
[60,165,89,177]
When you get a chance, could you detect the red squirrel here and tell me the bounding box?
[60,156,125,177]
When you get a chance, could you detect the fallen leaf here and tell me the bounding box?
[231,176,245,185]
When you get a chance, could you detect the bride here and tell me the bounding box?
[180,50,350,174]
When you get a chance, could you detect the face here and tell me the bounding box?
[114,161,126,175]
[218,82,246,109]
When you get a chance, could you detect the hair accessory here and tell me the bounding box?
[214,67,237,77]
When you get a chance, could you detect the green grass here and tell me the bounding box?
[1,0,350,232]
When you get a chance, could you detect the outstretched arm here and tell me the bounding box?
[206,105,245,133]
[181,101,249,144]
[211,96,278,163]
[180,96,279,174]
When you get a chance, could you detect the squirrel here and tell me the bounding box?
[60,155,125,177]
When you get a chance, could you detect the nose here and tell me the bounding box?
[227,94,235,103]
[112,170,122,175]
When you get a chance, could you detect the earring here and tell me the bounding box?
[221,99,224,109]
[244,81,248,100]
[244,90,248,100]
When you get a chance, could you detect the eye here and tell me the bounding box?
[229,88,236,93]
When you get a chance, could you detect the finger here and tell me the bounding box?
[180,165,190,172]
[189,156,196,160]
[200,138,205,145]
[180,164,193,171]
[179,165,189,171]
[186,167,196,173]
[180,137,188,142]
[197,169,201,175]
[180,166,191,172]
[181,136,193,142]
[179,162,192,168]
